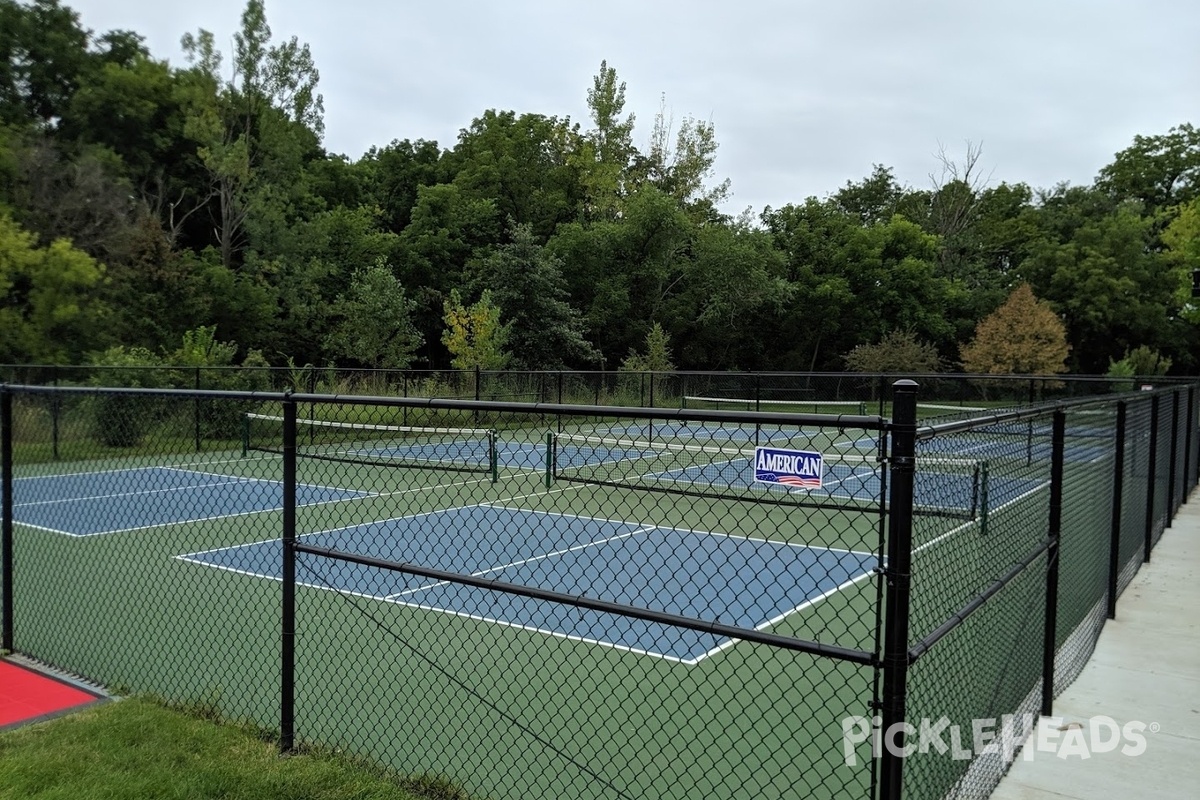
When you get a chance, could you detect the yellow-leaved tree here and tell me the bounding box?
[441,289,511,370]
[960,284,1070,374]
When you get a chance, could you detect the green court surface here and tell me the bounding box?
[3,397,1146,800]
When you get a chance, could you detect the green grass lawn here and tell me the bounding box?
[0,696,468,800]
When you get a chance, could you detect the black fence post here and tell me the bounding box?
[1144,396,1159,563]
[280,397,297,753]
[2,387,13,652]
[1167,391,1179,521]
[194,367,202,453]
[879,379,918,800]
[1107,402,1126,620]
[51,367,59,461]
[1185,387,1195,493]
[1042,409,1065,715]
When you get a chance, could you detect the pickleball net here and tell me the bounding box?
[243,412,498,475]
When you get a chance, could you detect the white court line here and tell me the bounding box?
[9,453,278,483]
[175,503,495,559]
[15,478,256,508]
[16,467,373,538]
[483,504,876,557]
[385,524,658,599]
[686,562,878,664]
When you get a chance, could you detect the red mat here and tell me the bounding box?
[0,660,104,729]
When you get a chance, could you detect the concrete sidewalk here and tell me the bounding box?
[990,496,1200,799]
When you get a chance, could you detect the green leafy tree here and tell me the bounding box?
[666,218,791,369]
[324,260,423,369]
[1163,197,1200,324]
[1096,123,1200,212]
[548,186,692,363]
[470,223,598,369]
[1106,345,1173,390]
[180,0,324,270]
[86,344,164,446]
[359,138,444,233]
[443,110,584,238]
[576,60,636,221]
[633,94,730,219]
[266,204,401,364]
[0,0,92,126]
[441,288,511,370]
[763,202,957,371]
[1020,191,1180,371]
[959,284,1069,375]
[832,164,909,226]
[844,330,944,373]
[167,325,268,435]
[0,211,105,362]
[620,322,675,372]
[1111,345,1172,377]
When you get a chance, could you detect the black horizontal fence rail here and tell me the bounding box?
[0,378,1197,800]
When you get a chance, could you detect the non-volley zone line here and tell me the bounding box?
[8,466,372,537]
[177,504,878,664]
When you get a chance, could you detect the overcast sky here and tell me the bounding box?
[64,0,1198,216]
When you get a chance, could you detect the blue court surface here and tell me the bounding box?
[9,467,371,537]
[178,505,878,663]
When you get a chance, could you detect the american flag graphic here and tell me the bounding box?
[774,474,823,488]
[753,447,825,490]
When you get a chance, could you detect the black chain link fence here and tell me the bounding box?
[1,379,1197,800]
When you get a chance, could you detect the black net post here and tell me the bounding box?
[2,386,12,652]
[402,372,409,426]
[474,366,481,425]
[280,396,297,753]
[1144,395,1159,563]
[1107,401,1126,620]
[879,379,918,800]
[1042,409,1065,715]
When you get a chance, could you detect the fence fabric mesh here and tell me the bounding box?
[1,378,1197,800]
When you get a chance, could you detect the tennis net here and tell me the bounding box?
[549,432,984,518]
[243,413,498,475]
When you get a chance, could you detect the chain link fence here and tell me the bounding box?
[1,380,1196,799]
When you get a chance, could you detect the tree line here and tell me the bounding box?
[1,0,1197,377]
